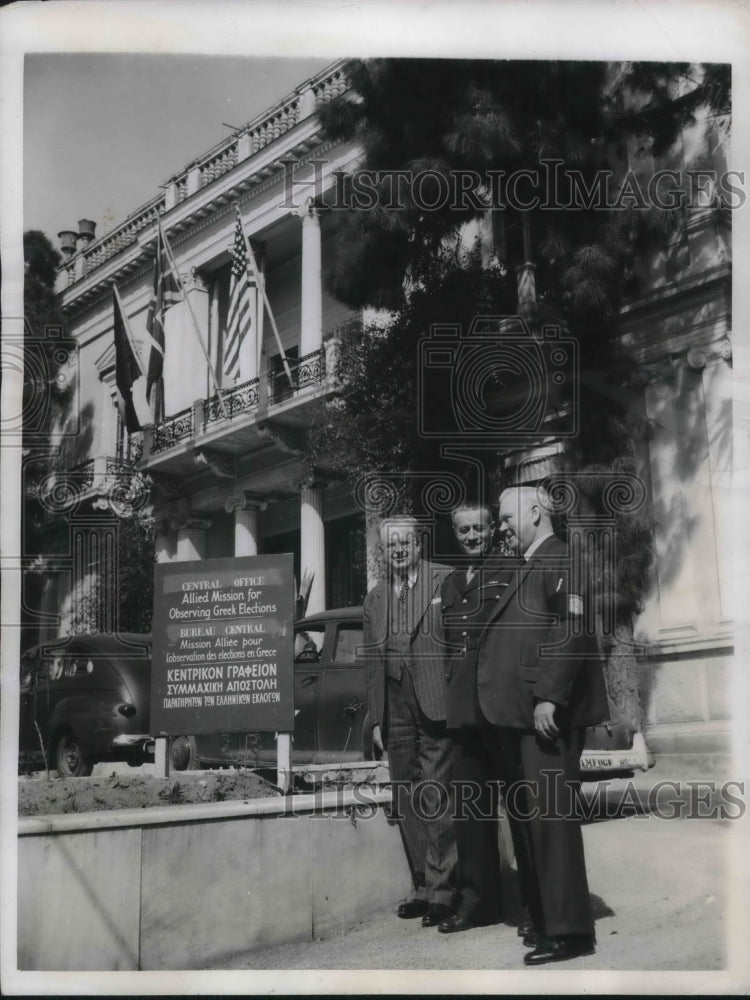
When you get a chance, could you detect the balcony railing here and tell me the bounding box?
[31,452,147,512]
[142,347,327,461]
[203,376,261,428]
[269,348,326,405]
[150,406,194,455]
[59,60,350,289]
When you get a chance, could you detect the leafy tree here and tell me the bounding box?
[314,59,729,727]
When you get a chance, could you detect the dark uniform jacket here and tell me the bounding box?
[441,553,522,729]
[362,559,451,742]
[476,535,609,730]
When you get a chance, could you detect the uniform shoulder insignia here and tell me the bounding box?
[568,594,584,616]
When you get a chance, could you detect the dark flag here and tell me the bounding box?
[144,222,180,405]
[113,287,143,433]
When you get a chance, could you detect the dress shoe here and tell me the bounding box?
[421,903,453,927]
[437,911,498,934]
[523,934,595,965]
[397,898,429,919]
[437,913,477,934]
[517,920,537,947]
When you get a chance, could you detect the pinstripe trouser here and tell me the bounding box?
[385,665,457,907]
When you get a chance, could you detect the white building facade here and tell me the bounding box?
[49,59,733,767]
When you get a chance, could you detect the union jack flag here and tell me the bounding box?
[144,222,180,406]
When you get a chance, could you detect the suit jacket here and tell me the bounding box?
[442,554,522,729]
[476,535,609,730]
[362,559,451,741]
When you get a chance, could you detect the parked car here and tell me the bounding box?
[579,717,655,775]
[171,606,654,774]
[18,615,652,778]
[19,633,153,776]
[171,607,367,770]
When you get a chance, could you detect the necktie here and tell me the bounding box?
[399,579,410,604]
[466,566,475,585]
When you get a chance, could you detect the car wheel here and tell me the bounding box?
[170,735,199,771]
[55,732,94,777]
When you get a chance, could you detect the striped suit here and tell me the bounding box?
[362,559,457,906]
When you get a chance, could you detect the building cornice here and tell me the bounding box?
[58,60,352,313]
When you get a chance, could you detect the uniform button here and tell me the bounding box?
[461,631,467,637]
[462,598,468,604]
[461,614,467,620]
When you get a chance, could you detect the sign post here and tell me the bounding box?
[150,554,295,786]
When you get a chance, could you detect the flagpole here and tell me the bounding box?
[234,204,294,389]
[155,215,229,419]
[112,283,147,378]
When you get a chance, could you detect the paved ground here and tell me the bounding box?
[213,807,732,972]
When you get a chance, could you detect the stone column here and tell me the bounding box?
[152,510,210,777]
[242,243,263,384]
[154,522,174,564]
[300,482,325,615]
[298,200,323,357]
[209,277,221,389]
[163,268,209,415]
[226,492,267,556]
[174,520,209,561]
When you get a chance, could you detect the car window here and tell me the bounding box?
[331,625,363,664]
[65,655,94,678]
[20,654,35,691]
[47,655,65,681]
[294,626,325,663]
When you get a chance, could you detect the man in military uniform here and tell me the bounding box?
[438,502,522,934]
[476,486,609,964]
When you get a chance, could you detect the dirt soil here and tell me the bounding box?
[18,769,280,817]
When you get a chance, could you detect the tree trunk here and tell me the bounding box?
[603,617,645,730]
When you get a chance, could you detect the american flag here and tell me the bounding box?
[144,222,180,406]
[224,211,256,383]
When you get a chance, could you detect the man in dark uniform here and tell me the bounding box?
[438,502,522,934]
[476,486,610,964]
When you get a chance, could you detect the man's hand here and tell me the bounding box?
[372,724,384,759]
[533,700,559,741]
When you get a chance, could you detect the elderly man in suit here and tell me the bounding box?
[476,486,609,964]
[438,501,522,935]
[363,516,457,927]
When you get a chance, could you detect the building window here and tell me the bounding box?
[269,346,299,404]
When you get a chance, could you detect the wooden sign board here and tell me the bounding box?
[150,553,294,736]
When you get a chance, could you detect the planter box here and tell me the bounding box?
[18,789,411,971]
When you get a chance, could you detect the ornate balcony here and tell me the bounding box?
[57,60,351,302]
[32,448,148,515]
[269,348,326,406]
[150,406,195,455]
[140,346,329,476]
